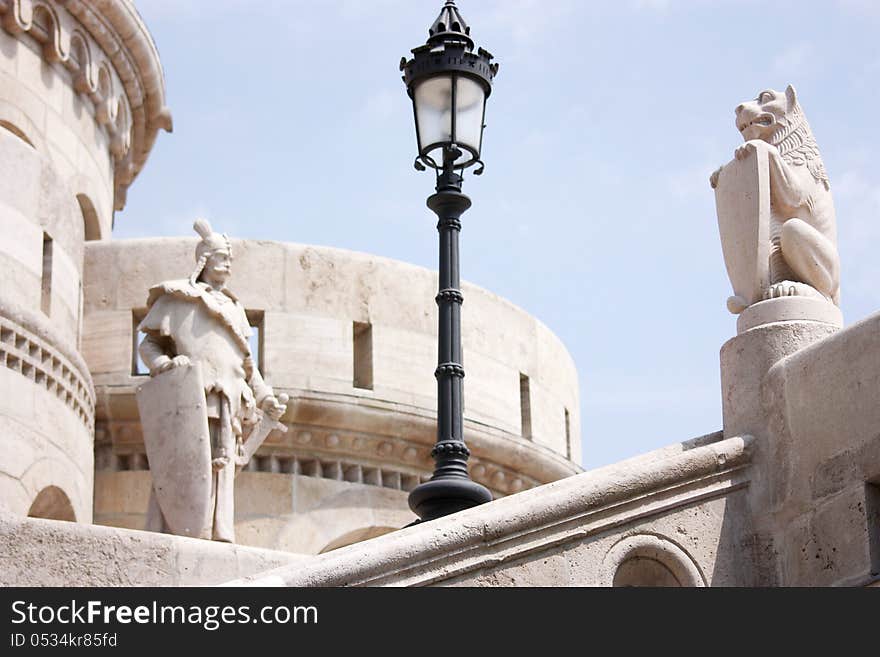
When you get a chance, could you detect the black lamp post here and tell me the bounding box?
[401,0,498,522]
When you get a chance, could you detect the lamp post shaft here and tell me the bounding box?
[431,173,469,474]
[407,159,492,522]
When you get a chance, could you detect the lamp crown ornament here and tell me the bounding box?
[427,0,473,48]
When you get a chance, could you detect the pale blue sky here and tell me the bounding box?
[118,0,880,470]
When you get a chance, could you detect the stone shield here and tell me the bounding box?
[714,144,771,308]
[136,363,213,539]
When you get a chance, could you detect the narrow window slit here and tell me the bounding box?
[41,233,53,316]
[520,373,532,440]
[353,321,373,390]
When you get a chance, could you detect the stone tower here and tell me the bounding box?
[0,0,170,521]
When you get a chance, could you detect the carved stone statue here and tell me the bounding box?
[135,219,287,542]
[710,85,840,315]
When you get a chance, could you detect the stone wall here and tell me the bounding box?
[757,312,880,585]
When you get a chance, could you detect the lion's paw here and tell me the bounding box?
[734,142,757,161]
[710,167,722,189]
[763,281,823,301]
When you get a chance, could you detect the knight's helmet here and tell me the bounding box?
[190,218,232,284]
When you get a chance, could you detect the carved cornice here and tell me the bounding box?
[0,0,172,210]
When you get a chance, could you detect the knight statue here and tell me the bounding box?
[135,219,287,542]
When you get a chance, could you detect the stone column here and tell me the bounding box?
[720,298,841,440]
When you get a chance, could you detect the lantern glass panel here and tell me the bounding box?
[414,76,453,157]
[454,76,486,156]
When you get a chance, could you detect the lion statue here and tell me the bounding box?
[710,84,840,312]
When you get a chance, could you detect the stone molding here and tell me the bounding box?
[0,0,171,210]
[0,300,95,428]
[96,440,428,494]
[96,416,544,498]
[227,434,753,587]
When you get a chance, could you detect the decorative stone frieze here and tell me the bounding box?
[0,307,95,428]
[94,418,540,497]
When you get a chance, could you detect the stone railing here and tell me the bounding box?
[226,433,754,587]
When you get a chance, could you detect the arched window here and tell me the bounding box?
[27,486,76,522]
[76,193,101,241]
[0,120,35,148]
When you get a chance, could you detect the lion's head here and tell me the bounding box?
[735,84,829,190]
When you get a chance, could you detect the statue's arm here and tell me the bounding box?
[247,360,274,406]
[139,333,188,376]
[139,333,172,376]
[766,148,810,209]
[734,140,810,209]
[246,360,287,421]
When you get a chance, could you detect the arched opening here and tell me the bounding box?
[320,526,397,553]
[76,193,101,241]
[0,120,35,148]
[603,534,705,587]
[613,556,682,587]
[27,486,76,522]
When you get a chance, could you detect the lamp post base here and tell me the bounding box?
[408,477,493,523]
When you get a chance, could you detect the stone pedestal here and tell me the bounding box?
[721,297,841,439]
[736,297,842,335]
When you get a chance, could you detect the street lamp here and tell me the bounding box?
[401,0,498,522]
